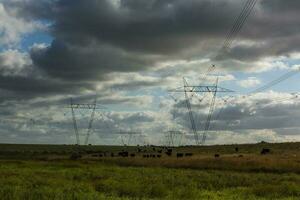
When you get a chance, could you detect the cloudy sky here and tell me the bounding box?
[0,0,300,145]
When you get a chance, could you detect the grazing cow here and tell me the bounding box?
[167,149,173,153]
[261,148,271,155]
[166,152,172,156]
[214,154,220,158]
[177,153,184,158]
[157,154,162,158]
[118,151,129,157]
[185,153,193,157]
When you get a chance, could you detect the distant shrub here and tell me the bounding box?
[70,153,82,160]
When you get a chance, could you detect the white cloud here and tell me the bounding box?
[0,3,41,47]
[205,129,283,145]
[238,77,261,88]
[0,49,33,76]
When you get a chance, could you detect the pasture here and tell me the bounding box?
[0,142,300,199]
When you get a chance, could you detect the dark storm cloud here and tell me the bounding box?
[260,0,300,12]
[0,76,90,95]
[217,0,300,61]
[18,0,243,81]
[42,0,236,53]
[21,0,299,79]
[0,74,95,103]
[30,40,155,80]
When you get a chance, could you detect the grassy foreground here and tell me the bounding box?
[1,159,300,200]
[0,142,300,199]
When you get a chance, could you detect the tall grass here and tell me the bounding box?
[1,160,300,200]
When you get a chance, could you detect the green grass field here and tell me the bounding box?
[0,142,300,200]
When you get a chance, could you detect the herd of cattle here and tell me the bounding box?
[90,147,194,158]
[87,146,271,159]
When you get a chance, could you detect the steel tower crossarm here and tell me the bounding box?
[169,86,234,93]
[67,104,106,109]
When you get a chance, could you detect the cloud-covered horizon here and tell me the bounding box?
[0,0,300,145]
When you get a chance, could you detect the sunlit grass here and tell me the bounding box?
[1,160,300,200]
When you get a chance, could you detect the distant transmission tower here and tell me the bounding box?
[164,130,184,147]
[169,77,234,145]
[118,130,144,146]
[68,97,105,145]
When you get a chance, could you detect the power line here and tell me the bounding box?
[249,67,300,94]
[219,0,257,55]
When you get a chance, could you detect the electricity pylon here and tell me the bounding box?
[164,130,184,147]
[68,98,105,145]
[168,77,234,145]
[118,130,144,146]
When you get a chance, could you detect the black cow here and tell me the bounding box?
[167,149,173,153]
[185,153,193,157]
[118,151,129,157]
[166,152,172,156]
[177,153,184,158]
[214,154,220,158]
[261,148,271,155]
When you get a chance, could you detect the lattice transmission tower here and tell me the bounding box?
[169,77,234,145]
[68,97,105,145]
